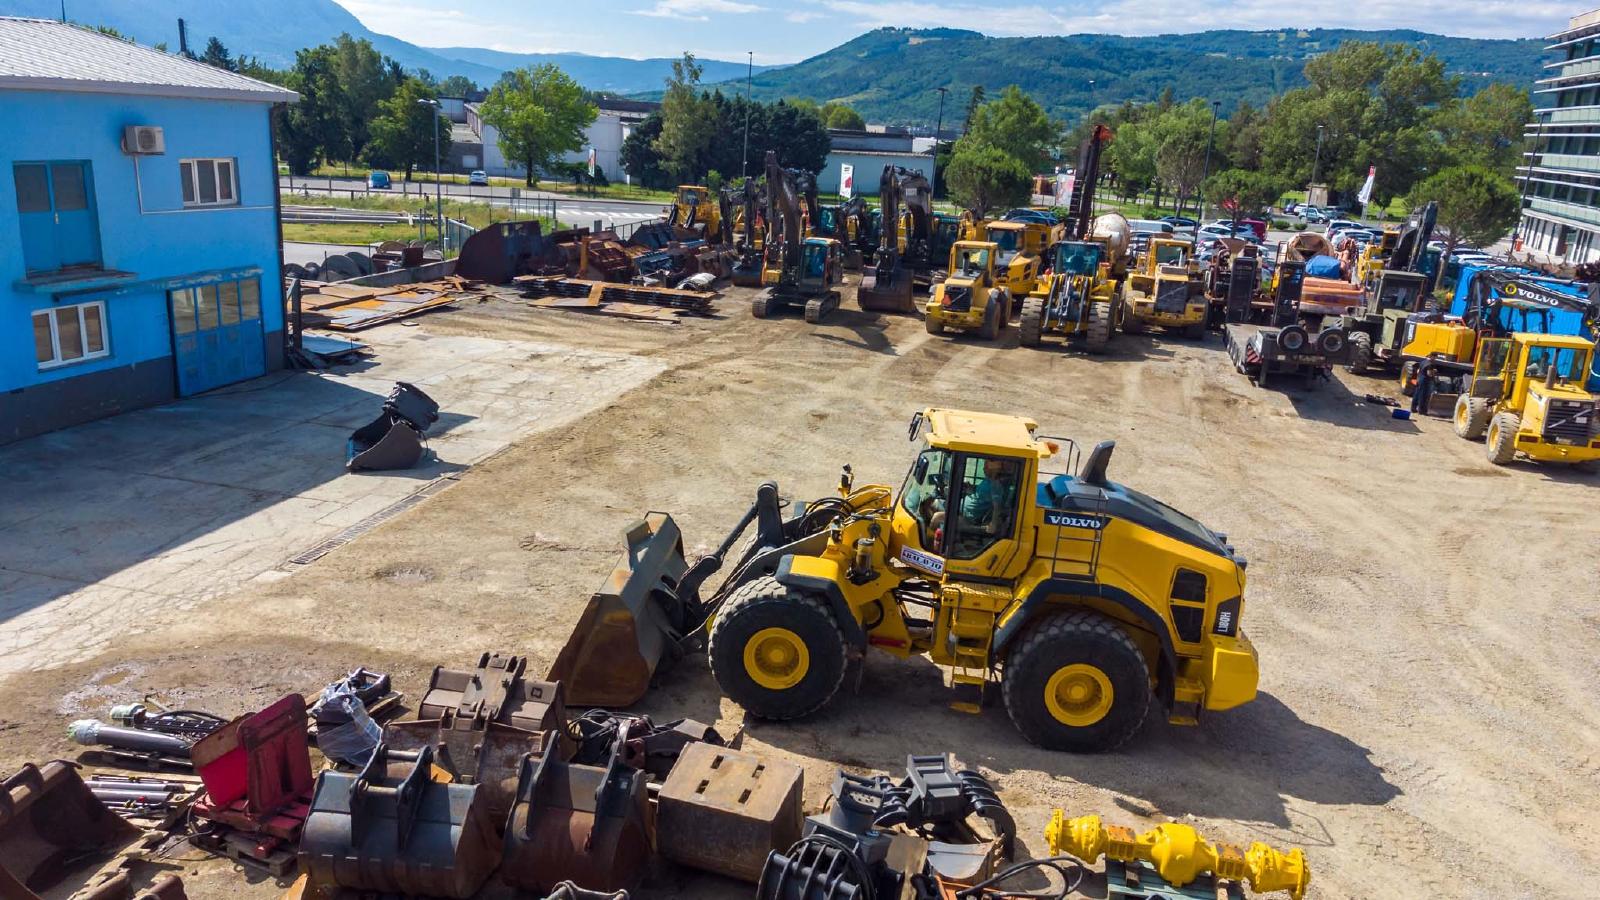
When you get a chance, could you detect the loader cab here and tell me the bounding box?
[893,410,1039,579]
[1052,241,1104,278]
[950,243,995,283]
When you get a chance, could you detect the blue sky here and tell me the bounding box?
[333,0,1571,65]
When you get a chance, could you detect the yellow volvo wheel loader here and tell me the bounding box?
[1451,333,1600,466]
[551,409,1259,753]
[924,241,1011,339]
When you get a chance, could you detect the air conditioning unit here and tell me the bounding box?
[122,125,166,155]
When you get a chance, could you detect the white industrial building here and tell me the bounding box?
[816,129,935,195]
[465,97,657,181]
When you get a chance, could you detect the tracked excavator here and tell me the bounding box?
[725,177,766,287]
[751,150,844,323]
[859,165,934,313]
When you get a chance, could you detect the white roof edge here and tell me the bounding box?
[0,75,298,104]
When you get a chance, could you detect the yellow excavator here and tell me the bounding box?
[751,151,844,323]
[859,166,934,313]
[551,407,1261,753]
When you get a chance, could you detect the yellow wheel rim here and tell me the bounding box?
[1044,664,1114,727]
[1455,403,1467,429]
[744,627,810,690]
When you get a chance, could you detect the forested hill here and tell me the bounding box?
[706,27,1544,124]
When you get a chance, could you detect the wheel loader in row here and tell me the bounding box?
[550,408,1261,753]
[924,241,1012,339]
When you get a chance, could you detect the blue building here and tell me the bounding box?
[0,18,297,444]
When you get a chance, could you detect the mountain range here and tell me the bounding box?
[705,27,1545,125]
[2,0,773,92]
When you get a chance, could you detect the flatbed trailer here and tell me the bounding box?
[1225,322,1350,389]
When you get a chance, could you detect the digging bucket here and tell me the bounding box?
[0,761,139,892]
[298,744,500,899]
[546,513,690,708]
[382,718,564,826]
[500,737,653,894]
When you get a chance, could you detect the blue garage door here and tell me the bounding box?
[169,276,266,396]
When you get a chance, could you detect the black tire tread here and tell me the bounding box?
[1487,411,1520,465]
[1001,609,1151,753]
[1347,331,1374,374]
[1020,296,1045,347]
[707,575,847,721]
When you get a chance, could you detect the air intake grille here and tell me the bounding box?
[1543,400,1598,443]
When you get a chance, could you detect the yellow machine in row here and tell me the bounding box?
[925,241,1012,340]
[1121,237,1207,338]
[1452,333,1600,466]
[667,184,721,240]
[1046,812,1309,900]
[550,408,1261,753]
[1019,240,1120,353]
[983,218,1054,299]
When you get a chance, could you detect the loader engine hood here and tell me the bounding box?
[1041,474,1240,565]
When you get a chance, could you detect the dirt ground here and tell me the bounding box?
[5,278,1599,900]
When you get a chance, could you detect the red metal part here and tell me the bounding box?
[191,695,313,838]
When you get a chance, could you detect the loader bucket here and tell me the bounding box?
[501,745,653,894]
[0,761,138,892]
[382,717,562,826]
[547,512,691,708]
[857,262,917,313]
[299,744,500,899]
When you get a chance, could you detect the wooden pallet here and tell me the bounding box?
[192,828,298,878]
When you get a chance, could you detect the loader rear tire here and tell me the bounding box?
[1486,412,1521,465]
[980,294,1000,341]
[708,575,847,721]
[1119,292,1146,335]
[1002,610,1150,753]
[1454,395,1493,440]
[925,315,943,335]
[1019,297,1046,347]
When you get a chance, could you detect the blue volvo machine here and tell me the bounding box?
[1449,265,1599,389]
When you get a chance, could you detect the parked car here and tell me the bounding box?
[367,170,391,190]
[1325,219,1363,238]
[1160,215,1198,229]
[1196,223,1236,243]
[1281,200,1299,215]
[468,170,489,186]
[1238,218,1268,240]
[1129,218,1175,235]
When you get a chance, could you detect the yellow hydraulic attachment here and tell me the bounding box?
[1045,812,1309,900]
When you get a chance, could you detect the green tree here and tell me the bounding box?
[823,103,866,131]
[1227,100,1265,171]
[480,64,597,187]
[620,111,670,188]
[1437,83,1533,173]
[966,85,1057,171]
[1408,165,1520,257]
[1153,99,1218,215]
[766,100,830,173]
[331,34,394,162]
[200,37,235,72]
[438,74,478,98]
[1104,120,1157,204]
[278,45,345,174]
[367,80,450,181]
[655,54,719,182]
[945,140,1031,216]
[1201,169,1282,217]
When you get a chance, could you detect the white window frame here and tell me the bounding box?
[33,300,110,370]
[180,158,238,208]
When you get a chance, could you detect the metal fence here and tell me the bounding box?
[442,218,477,254]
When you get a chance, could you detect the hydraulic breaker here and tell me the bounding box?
[1045,811,1309,900]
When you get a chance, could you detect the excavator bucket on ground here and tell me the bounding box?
[501,732,654,894]
[299,744,500,899]
[547,482,831,708]
[382,720,562,826]
[858,261,917,313]
[0,761,139,892]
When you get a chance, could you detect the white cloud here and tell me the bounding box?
[634,0,765,21]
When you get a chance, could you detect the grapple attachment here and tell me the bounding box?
[547,513,692,707]
[299,744,501,899]
[501,735,654,894]
[0,761,139,892]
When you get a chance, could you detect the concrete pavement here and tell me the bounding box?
[0,325,665,677]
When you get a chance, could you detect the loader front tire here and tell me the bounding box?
[1486,412,1521,465]
[708,576,847,721]
[1019,297,1045,347]
[1084,301,1112,354]
[1454,395,1493,440]
[1002,610,1150,753]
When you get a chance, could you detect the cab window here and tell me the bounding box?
[992,230,1020,253]
[956,248,989,275]
[1476,338,1511,376]
[900,447,953,550]
[1155,244,1185,266]
[948,456,1022,559]
[1056,244,1102,276]
[1524,345,1588,382]
[804,245,828,277]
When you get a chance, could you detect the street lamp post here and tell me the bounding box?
[933,86,948,193]
[418,98,444,249]
[742,51,753,178]
[1513,111,1547,248]
[1201,99,1219,223]
[1311,124,1326,187]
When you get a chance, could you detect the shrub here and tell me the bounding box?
[1142,206,1164,219]
[1293,222,1308,232]
[1272,219,1290,229]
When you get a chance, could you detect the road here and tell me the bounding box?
[278,176,667,232]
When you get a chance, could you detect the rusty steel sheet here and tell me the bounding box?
[501,747,653,895]
[299,745,500,900]
[656,743,803,883]
[381,720,561,825]
[546,513,691,708]
[0,761,139,894]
